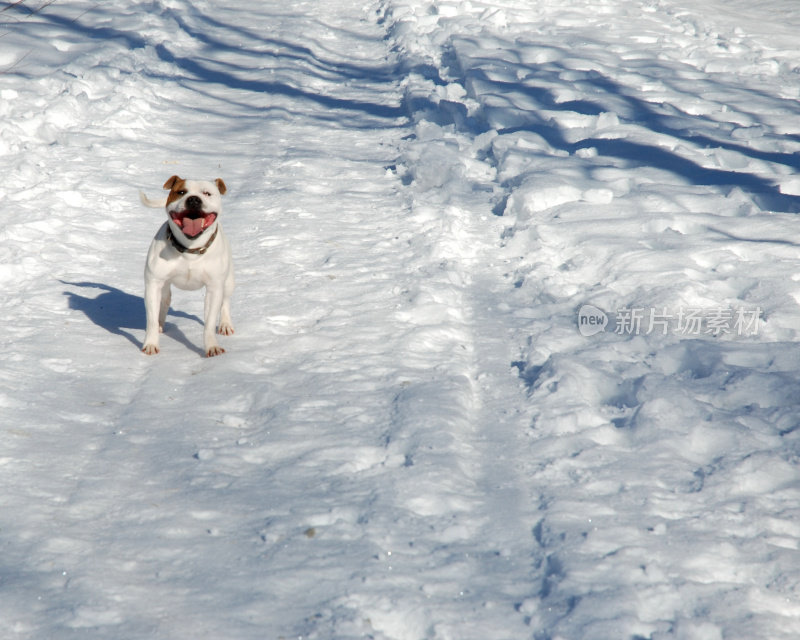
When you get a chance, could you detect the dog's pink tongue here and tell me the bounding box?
[183,217,205,237]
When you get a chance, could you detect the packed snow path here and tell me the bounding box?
[4,0,800,638]
[2,1,533,638]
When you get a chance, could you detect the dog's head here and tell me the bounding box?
[163,175,227,241]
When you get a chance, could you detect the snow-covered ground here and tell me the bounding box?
[4,0,800,637]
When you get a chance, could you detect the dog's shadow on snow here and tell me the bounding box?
[61,281,204,356]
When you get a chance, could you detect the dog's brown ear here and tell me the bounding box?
[163,175,182,190]
[216,178,227,195]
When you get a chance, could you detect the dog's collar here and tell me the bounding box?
[167,225,218,255]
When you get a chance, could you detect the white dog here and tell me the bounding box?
[140,175,234,357]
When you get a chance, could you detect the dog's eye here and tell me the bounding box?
[203,191,211,196]
[177,190,187,195]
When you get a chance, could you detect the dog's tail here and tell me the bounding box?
[139,191,167,208]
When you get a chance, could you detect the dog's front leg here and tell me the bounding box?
[217,269,235,336]
[159,283,171,331]
[143,278,164,355]
[203,286,226,357]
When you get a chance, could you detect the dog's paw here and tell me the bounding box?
[206,345,226,357]
[217,323,235,336]
[142,344,160,355]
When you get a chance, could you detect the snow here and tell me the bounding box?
[4,0,800,637]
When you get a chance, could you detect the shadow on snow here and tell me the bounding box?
[61,281,203,356]
[5,3,406,125]
[447,36,800,213]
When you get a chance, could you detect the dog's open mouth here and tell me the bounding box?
[170,210,218,239]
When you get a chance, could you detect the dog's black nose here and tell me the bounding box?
[186,195,203,210]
